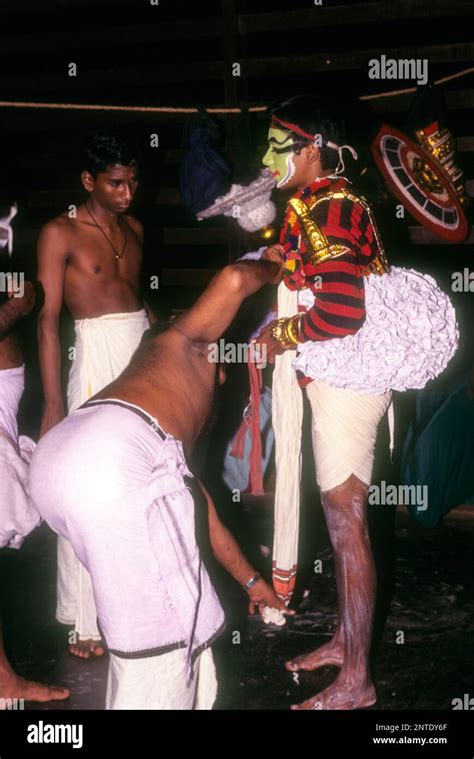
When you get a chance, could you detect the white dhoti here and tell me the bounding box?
[106,648,217,710]
[272,284,392,601]
[306,379,392,493]
[0,365,40,549]
[30,399,224,709]
[57,309,149,641]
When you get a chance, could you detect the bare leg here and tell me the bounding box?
[291,475,377,710]
[58,539,104,658]
[0,622,69,704]
[286,493,345,671]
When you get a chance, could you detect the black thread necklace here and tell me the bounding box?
[84,203,128,260]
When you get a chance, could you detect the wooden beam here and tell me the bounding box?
[2,0,472,56]
[2,42,473,92]
[239,1,474,34]
[0,60,224,92]
[0,0,130,7]
[0,18,222,55]
[222,0,239,108]
[246,43,474,78]
[222,0,243,264]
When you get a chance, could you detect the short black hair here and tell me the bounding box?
[267,94,348,172]
[81,130,141,178]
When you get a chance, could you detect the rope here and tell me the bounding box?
[360,65,474,101]
[0,100,267,113]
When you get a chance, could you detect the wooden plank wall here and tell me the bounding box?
[0,0,473,315]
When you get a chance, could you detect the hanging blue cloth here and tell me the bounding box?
[179,116,232,214]
[401,376,474,528]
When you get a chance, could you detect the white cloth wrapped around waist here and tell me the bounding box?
[293,267,458,395]
[29,402,225,679]
[0,365,40,549]
[67,308,150,412]
[59,307,150,640]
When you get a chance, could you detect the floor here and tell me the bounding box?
[1,503,472,711]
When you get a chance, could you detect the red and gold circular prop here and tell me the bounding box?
[371,123,469,243]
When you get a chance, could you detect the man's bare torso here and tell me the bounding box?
[51,208,143,319]
[90,258,281,455]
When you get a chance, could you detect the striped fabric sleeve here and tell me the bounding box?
[298,197,378,343]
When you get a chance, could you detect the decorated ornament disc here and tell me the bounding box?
[371,124,468,243]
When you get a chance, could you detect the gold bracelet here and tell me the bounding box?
[270,315,303,349]
[285,313,303,345]
[270,318,293,349]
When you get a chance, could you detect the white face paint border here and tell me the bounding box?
[276,152,296,188]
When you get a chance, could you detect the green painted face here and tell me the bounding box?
[262,127,298,188]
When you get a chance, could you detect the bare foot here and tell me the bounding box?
[291,677,376,710]
[68,639,105,659]
[285,639,344,672]
[0,672,69,704]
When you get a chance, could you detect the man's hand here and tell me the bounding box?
[261,244,285,284]
[7,280,36,317]
[39,403,65,438]
[247,577,295,620]
[254,321,285,364]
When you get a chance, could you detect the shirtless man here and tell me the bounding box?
[37,131,153,658]
[0,273,69,705]
[29,255,291,709]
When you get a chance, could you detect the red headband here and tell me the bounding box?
[271,116,315,142]
[271,115,358,175]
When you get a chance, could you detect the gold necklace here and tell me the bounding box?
[84,203,128,260]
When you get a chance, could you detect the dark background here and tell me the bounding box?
[0,0,473,716]
[0,0,473,438]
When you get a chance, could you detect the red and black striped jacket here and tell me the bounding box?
[281,177,382,343]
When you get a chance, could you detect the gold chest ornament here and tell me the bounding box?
[288,188,390,278]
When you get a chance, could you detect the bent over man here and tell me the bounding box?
[29,255,290,709]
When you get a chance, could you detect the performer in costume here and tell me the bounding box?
[256,95,458,710]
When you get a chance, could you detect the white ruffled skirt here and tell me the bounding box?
[293,267,458,395]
